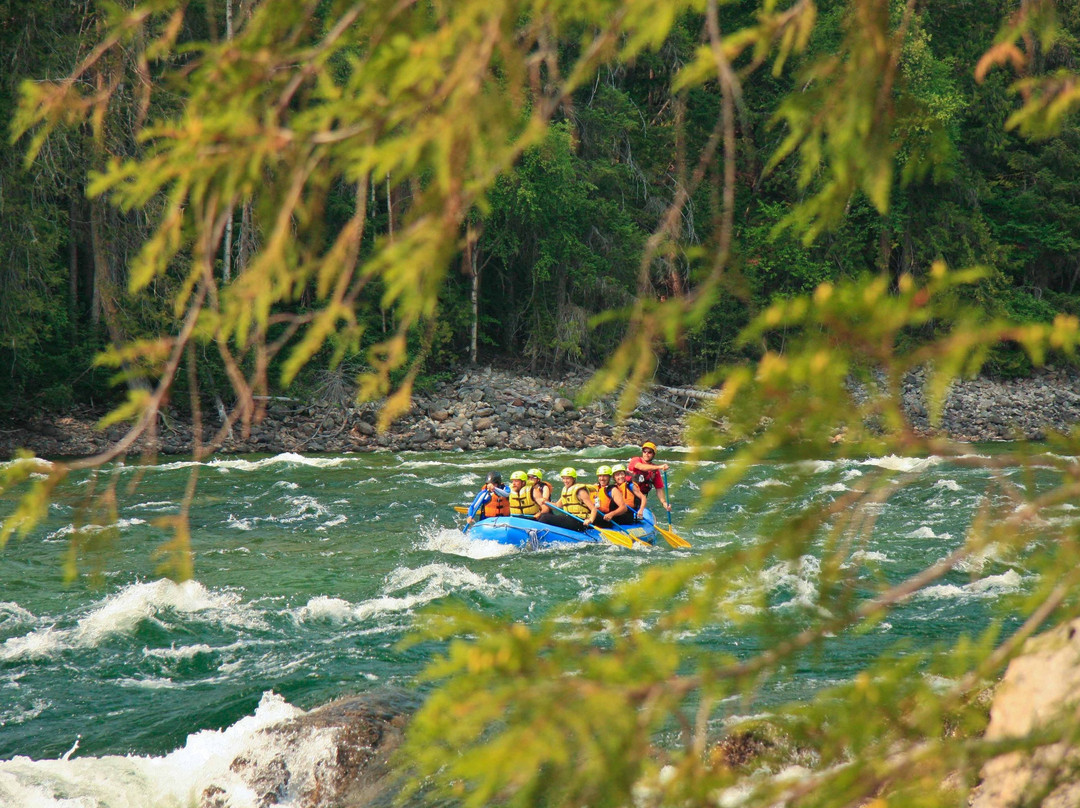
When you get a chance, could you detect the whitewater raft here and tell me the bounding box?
[466,509,657,548]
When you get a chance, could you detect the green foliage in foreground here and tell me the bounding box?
[399,269,1080,808]
[8,1,1080,806]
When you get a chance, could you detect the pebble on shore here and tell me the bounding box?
[2,365,1080,459]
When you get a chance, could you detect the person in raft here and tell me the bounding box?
[466,471,510,525]
[507,470,540,517]
[628,441,671,514]
[526,468,554,516]
[594,465,636,526]
[535,467,599,532]
[611,464,647,521]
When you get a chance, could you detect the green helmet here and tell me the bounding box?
[597,465,612,476]
[527,468,544,480]
[611,464,627,475]
[560,466,577,479]
[510,470,527,482]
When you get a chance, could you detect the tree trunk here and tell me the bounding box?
[467,227,479,364]
[68,197,80,314]
[222,0,234,283]
[239,201,254,272]
[89,196,107,327]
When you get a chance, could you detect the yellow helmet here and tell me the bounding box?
[559,467,577,479]
[510,470,527,482]
[527,468,544,480]
[597,465,612,476]
[611,464,627,475]
[642,441,657,451]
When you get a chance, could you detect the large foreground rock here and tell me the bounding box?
[200,690,418,808]
[971,619,1080,808]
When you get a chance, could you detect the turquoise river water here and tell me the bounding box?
[0,446,1063,806]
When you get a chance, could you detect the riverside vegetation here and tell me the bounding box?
[8,1,1080,807]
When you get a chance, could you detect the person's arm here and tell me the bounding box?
[466,490,491,524]
[489,484,510,499]
[533,485,551,514]
[634,460,669,473]
[578,488,600,524]
[656,485,671,511]
[631,483,646,518]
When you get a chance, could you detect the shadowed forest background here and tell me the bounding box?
[4,0,1080,421]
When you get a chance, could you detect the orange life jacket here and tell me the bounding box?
[596,484,619,514]
[618,481,642,511]
[483,491,510,517]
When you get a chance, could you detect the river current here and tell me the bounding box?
[0,446,1055,806]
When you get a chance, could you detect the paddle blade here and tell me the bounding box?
[453,505,469,514]
[655,525,691,549]
[596,528,634,548]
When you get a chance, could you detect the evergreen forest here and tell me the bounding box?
[4,0,1080,421]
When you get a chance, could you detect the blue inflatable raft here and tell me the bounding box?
[467,509,657,548]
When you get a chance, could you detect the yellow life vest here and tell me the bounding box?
[559,483,591,518]
[508,487,539,516]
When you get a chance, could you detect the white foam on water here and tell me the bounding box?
[818,483,848,494]
[847,550,890,565]
[317,515,348,531]
[225,514,256,530]
[0,698,48,728]
[142,643,216,661]
[45,518,149,542]
[117,676,177,690]
[862,455,942,473]
[792,459,843,475]
[932,479,962,491]
[294,563,524,625]
[74,580,245,644]
[394,458,470,470]
[429,473,480,489]
[278,495,334,524]
[0,691,336,808]
[125,501,176,511]
[385,562,526,598]
[209,452,354,472]
[917,570,1024,602]
[154,452,355,474]
[0,601,35,629]
[954,543,1008,574]
[753,478,787,488]
[1,581,260,662]
[842,468,864,481]
[419,527,519,559]
[768,556,823,611]
[1,627,65,662]
[294,596,357,623]
[905,526,953,540]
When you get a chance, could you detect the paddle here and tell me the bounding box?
[604,514,654,548]
[463,489,488,534]
[546,505,633,549]
[657,470,692,548]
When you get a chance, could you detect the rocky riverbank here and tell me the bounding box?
[2,365,1080,459]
